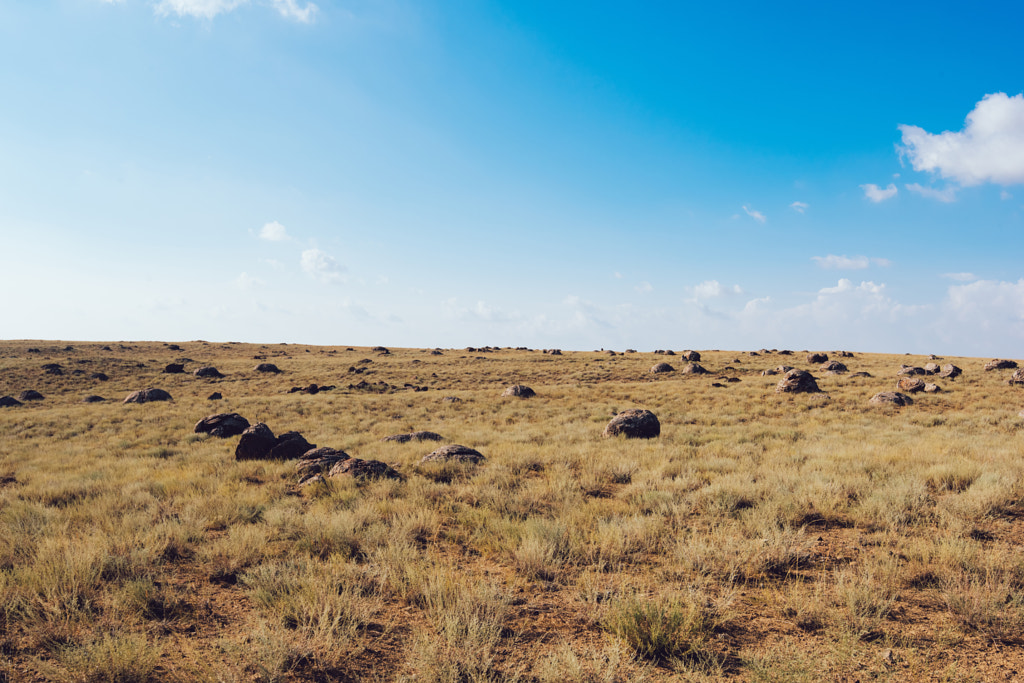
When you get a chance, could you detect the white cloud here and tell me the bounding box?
[812,255,891,270]
[613,272,623,279]
[1001,190,1013,201]
[234,272,262,290]
[905,183,957,203]
[899,92,1024,187]
[790,201,808,214]
[300,248,345,284]
[942,279,1024,339]
[942,272,977,282]
[635,281,653,293]
[271,0,317,22]
[155,0,247,19]
[689,280,743,301]
[153,0,316,21]
[258,220,291,241]
[742,205,766,223]
[860,183,898,202]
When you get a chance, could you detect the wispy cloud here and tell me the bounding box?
[905,183,957,203]
[258,220,291,241]
[153,0,317,21]
[300,248,345,284]
[234,272,262,290]
[742,205,766,223]
[789,201,808,214]
[687,280,743,302]
[899,92,1024,187]
[942,272,977,282]
[634,281,653,293]
[812,255,891,270]
[860,183,898,202]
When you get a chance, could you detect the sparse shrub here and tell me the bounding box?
[603,592,714,662]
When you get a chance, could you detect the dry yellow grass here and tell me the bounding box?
[2,340,1024,681]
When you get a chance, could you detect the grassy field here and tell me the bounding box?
[2,340,1024,682]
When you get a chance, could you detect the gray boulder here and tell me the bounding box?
[603,409,660,439]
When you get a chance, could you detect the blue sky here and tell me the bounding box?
[1,1,1023,354]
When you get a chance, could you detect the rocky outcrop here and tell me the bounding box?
[985,359,1018,371]
[870,392,914,406]
[124,388,172,404]
[421,444,486,464]
[382,431,444,444]
[897,377,926,393]
[775,369,820,394]
[939,364,962,379]
[502,385,536,398]
[603,409,660,439]
[194,413,250,438]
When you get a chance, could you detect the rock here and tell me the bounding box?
[235,423,277,460]
[681,363,708,375]
[1009,368,1024,386]
[870,392,913,406]
[603,409,661,439]
[778,350,793,356]
[208,392,223,400]
[650,362,675,374]
[748,351,760,356]
[898,365,927,376]
[775,365,794,374]
[43,365,64,376]
[807,352,828,364]
[683,350,701,361]
[193,366,224,378]
[167,344,182,351]
[821,361,848,374]
[194,413,250,438]
[835,351,854,358]
[775,369,821,394]
[725,377,741,383]
[382,431,444,444]
[82,395,106,403]
[371,346,390,354]
[431,350,443,356]
[849,372,873,378]
[163,363,185,374]
[897,377,926,393]
[296,447,351,481]
[985,359,1018,371]
[329,458,402,480]
[254,363,281,373]
[268,432,316,460]
[18,390,44,401]
[502,384,536,398]
[0,396,23,407]
[124,388,173,404]
[761,369,778,376]
[924,363,940,374]
[711,382,725,388]
[421,444,486,464]
[924,383,941,393]
[90,372,109,381]
[939,364,962,379]
[441,396,462,403]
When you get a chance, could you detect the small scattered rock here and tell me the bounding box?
[0,396,23,408]
[208,392,223,400]
[329,458,402,480]
[163,363,185,374]
[441,396,462,403]
[18,390,44,402]
[821,361,847,374]
[193,366,224,378]
[254,363,281,373]
[923,383,941,393]
[681,363,708,375]
[898,365,927,376]
[985,359,1018,371]
[924,363,940,374]
[807,352,828,364]
[603,409,660,439]
[194,413,250,438]
[775,369,820,394]
[90,372,109,381]
[849,371,873,378]
[82,395,106,403]
[761,369,778,376]
[268,432,317,460]
[124,388,173,404]
[682,350,701,362]
[897,377,926,393]
[939,364,962,379]
[383,431,444,444]
[296,447,351,482]
[502,384,536,398]
[870,392,913,406]
[650,362,675,374]
[235,423,278,460]
[421,444,485,464]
